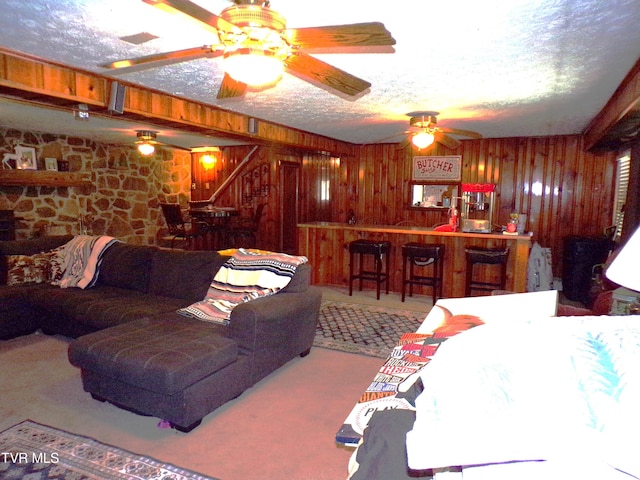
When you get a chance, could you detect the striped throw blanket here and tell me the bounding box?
[55,235,119,289]
[178,248,308,325]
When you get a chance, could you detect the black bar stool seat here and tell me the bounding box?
[402,242,445,304]
[465,247,509,296]
[348,239,391,300]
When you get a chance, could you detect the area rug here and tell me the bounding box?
[314,300,427,358]
[0,420,219,480]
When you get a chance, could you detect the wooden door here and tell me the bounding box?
[280,161,300,254]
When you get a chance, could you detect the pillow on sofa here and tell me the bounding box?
[0,235,72,284]
[5,252,52,285]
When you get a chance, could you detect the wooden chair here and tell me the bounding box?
[159,203,207,249]
[227,203,266,248]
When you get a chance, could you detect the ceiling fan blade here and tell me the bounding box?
[102,45,219,72]
[216,73,247,99]
[284,52,371,97]
[284,22,395,49]
[142,0,239,34]
[438,126,483,139]
[436,132,462,150]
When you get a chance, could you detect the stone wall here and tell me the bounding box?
[0,127,191,244]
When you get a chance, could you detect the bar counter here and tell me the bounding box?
[297,222,532,298]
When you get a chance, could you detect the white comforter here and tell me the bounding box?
[406,316,640,479]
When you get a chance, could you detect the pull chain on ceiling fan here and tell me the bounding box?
[103,0,396,99]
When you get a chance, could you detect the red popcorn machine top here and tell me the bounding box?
[460,183,495,233]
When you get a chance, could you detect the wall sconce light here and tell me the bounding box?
[136,131,157,156]
[193,147,221,170]
[201,154,216,169]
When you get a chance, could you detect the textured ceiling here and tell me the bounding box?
[0,0,640,148]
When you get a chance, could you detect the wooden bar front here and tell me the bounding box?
[298,222,532,298]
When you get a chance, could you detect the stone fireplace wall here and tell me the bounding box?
[0,127,191,244]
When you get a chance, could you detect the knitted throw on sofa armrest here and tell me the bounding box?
[178,248,308,325]
[56,235,119,289]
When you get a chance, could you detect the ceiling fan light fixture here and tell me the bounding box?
[412,131,435,149]
[223,48,284,86]
[136,130,157,156]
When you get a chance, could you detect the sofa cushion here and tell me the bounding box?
[148,249,226,302]
[97,243,156,293]
[69,316,238,395]
[27,285,187,331]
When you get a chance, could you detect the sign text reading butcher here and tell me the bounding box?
[412,155,461,181]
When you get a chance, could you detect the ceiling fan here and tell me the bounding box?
[134,130,191,156]
[102,0,396,99]
[378,112,483,150]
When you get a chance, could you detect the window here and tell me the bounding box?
[613,151,630,240]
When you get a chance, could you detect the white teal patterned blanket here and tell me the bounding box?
[406,316,640,479]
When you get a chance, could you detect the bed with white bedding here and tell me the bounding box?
[404,315,640,480]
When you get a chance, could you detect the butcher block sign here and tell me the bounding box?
[412,155,461,181]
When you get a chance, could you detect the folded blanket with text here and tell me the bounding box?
[178,248,308,325]
[54,235,119,289]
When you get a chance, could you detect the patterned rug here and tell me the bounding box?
[0,420,219,480]
[314,300,427,358]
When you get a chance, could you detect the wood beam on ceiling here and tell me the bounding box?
[0,47,355,156]
[583,56,640,153]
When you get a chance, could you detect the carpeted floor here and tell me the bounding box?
[0,420,220,480]
[314,299,428,358]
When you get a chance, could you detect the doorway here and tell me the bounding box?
[280,161,299,254]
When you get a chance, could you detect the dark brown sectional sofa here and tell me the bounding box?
[0,236,321,431]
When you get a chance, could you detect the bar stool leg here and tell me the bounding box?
[432,258,439,304]
[465,262,473,297]
[500,261,508,290]
[375,253,382,300]
[402,253,408,302]
[385,249,390,295]
[349,251,354,296]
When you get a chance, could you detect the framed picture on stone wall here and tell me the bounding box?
[16,146,37,170]
[45,158,58,171]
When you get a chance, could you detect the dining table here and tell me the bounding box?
[188,206,239,250]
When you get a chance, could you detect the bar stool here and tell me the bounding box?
[465,247,509,296]
[402,242,445,304]
[348,239,391,300]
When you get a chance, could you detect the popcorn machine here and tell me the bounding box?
[460,183,495,233]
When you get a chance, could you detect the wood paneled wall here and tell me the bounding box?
[300,135,618,278]
[193,134,618,279]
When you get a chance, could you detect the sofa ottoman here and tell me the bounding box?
[69,315,248,432]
